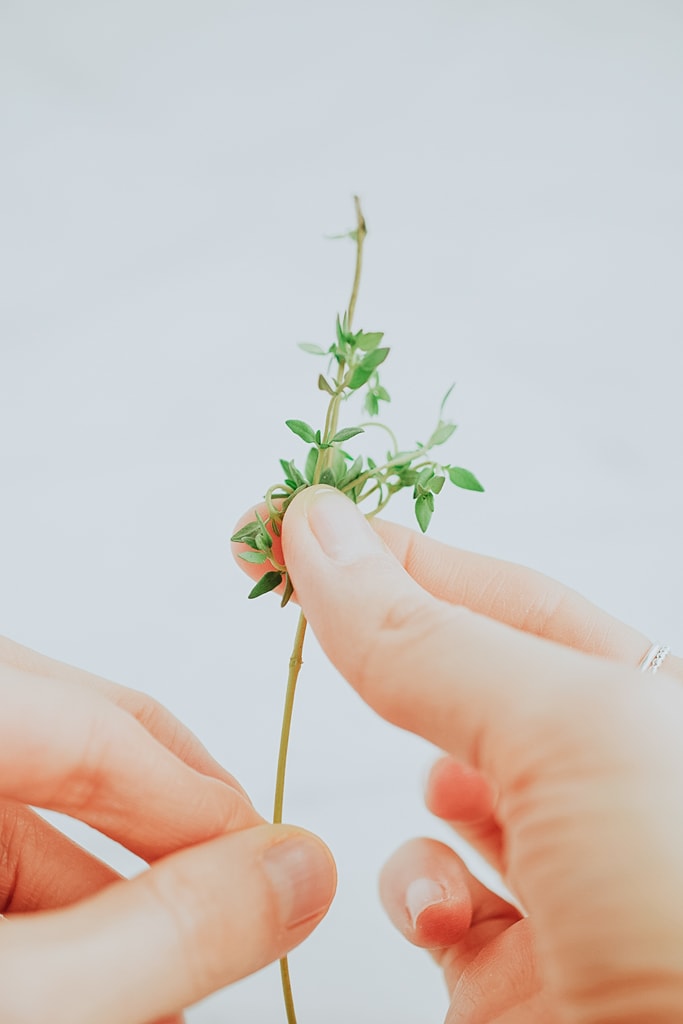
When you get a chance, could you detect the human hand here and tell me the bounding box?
[0,635,335,1024]
[263,485,683,1023]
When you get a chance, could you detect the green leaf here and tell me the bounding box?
[336,314,352,348]
[318,374,335,395]
[415,492,435,533]
[280,573,294,607]
[447,467,485,492]
[248,571,283,599]
[341,455,363,488]
[319,467,337,487]
[347,348,390,390]
[375,385,391,402]
[331,426,365,443]
[364,392,379,416]
[286,419,317,444]
[230,522,261,545]
[305,446,319,484]
[429,422,458,446]
[298,342,327,355]
[416,467,434,490]
[239,550,268,564]
[354,331,384,352]
[361,347,390,371]
[348,364,374,390]
[430,474,445,494]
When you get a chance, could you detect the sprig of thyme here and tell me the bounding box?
[231,197,483,1023]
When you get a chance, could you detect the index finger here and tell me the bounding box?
[372,520,651,667]
[280,487,657,784]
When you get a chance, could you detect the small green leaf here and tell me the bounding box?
[347,364,374,390]
[375,385,391,402]
[305,446,319,484]
[341,455,363,488]
[361,347,390,371]
[319,467,337,487]
[347,348,390,390]
[254,532,272,552]
[286,419,317,444]
[429,422,458,446]
[239,550,268,564]
[248,571,283,599]
[318,374,335,395]
[447,467,485,492]
[336,314,352,347]
[416,466,434,490]
[430,474,446,494]
[354,331,384,352]
[331,426,365,443]
[280,573,294,607]
[364,392,379,416]
[298,342,327,355]
[415,492,435,533]
[230,522,261,545]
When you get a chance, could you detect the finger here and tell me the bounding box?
[234,505,683,684]
[425,757,503,868]
[0,635,247,795]
[380,838,519,952]
[0,825,336,1024]
[0,666,262,862]
[442,918,543,1024]
[280,486,631,787]
[380,837,473,949]
[380,838,543,1023]
[371,520,652,667]
[0,801,119,912]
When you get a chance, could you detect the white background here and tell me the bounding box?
[2,2,683,1021]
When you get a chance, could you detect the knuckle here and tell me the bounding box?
[51,705,116,814]
[146,861,224,996]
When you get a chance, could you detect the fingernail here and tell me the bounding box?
[405,877,446,928]
[303,486,384,564]
[263,835,336,929]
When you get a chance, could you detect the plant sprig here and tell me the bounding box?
[231,197,483,1024]
[233,306,483,604]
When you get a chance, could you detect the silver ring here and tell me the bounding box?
[639,643,671,675]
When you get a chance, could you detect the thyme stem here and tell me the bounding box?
[274,198,367,1024]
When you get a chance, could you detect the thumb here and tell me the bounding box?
[0,825,335,1024]
[281,486,628,787]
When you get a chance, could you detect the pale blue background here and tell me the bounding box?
[2,2,683,1021]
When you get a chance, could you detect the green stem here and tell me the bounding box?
[280,957,297,1024]
[347,196,367,330]
[273,610,307,823]
[274,198,367,1024]
[274,609,307,1024]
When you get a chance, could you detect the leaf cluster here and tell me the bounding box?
[231,311,484,604]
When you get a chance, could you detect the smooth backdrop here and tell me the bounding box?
[2,2,683,1021]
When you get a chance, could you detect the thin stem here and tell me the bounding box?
[273,610,308,823]
[274,609,308,1024]
[347,196,367,330]
[280,958,297,1024]
[274,199,367,1024]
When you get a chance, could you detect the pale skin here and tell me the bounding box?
[5,485,683,1024]
[0,636,336,1024]
[236,485,683,1023]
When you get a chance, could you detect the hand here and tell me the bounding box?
[0,635,335,1024]
[262,486,683,1023]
